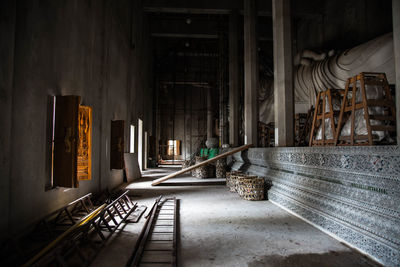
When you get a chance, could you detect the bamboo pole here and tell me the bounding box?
[151,144,252,186]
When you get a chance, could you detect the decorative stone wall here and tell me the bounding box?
[232,146,400,267]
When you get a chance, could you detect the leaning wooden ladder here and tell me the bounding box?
[24,191,138,266]
[309,89,344,146]
[0,193,97,266]
[334,72,396,146]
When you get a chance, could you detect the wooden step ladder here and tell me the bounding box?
[334,72,396,146]
[309,89,344,146]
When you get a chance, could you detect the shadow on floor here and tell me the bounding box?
[247,250,382,267]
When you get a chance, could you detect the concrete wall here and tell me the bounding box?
[0,0,153,238]
[293,0,393,53]
[157,85,210,160]
[233,146,400,267]
[153,37,219,160]
[0,0,16,243]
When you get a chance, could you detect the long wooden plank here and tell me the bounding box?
[151,144,252,186]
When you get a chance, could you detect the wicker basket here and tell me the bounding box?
[181,160,191,174]
[192,156,208,178]
[229,173,246,192]
[226,172,235,191]
[237,176,264,201]
[226,171,234,188]
[216,159,227,178]
[216,166,226,178]
[236,175,258,196]
[226,171,239,189]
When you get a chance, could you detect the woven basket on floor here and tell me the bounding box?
[216,166,226,178]
[229,173,247,192]
[236,175,258,196]
[227,173,237,191]
[181,160,191,173]
[237,176,265,201]
[216,159,227,178]
[192,156,208,178]
[226,171,234,188]
[226,171,242,188]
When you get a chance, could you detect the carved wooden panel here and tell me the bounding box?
[77,105,92,181]
[53,95,80,188]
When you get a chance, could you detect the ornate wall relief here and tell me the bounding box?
[77,106,92,181]
[232,146,400,266]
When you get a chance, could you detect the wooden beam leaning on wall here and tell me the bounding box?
[151,144,252,186]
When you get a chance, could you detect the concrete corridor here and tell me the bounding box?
[92,167,380,267]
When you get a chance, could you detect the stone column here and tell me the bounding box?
[207,87,213,139]
[206,87,217,148]
[229,10,239,147]
[219,31,229,146]
[244,0,259,145]
[272,0,294,147]
[393,0,400,144]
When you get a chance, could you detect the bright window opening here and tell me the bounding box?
[130,125,135,153]
[167,140,181,156]
[138,119,143,171]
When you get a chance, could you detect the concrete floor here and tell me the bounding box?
[91,167,380,267]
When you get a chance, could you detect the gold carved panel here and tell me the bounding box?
[77,105,92,180]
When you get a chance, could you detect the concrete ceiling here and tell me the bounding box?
[149,0,324,82]
[143,0,324,17]
[145,0,322,43]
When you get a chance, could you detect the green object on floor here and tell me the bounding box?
[200,148,219,159]
[207,148,219,159]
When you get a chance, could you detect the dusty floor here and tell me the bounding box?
[91,167,380,267]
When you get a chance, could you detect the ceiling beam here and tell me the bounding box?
[143,0,245,14]
[144,7,322,19]
[144,7,231,15]
[151,33,218,39]
[159,81,212,87]
[144,7,274,16]
[152,33,273,41]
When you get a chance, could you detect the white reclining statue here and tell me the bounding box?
[259,32,395,125]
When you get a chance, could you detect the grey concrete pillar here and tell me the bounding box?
[206,87,218,148]
[207,87,213,139]
[272,0,294,147]
[393,0,400,144]
[229,10,240,147]
[244,0,259,145]
[219,32,229,146]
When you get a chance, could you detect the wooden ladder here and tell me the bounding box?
[25,191,140,267]
[309,89,344,146]
[127,197,178,267]
[334,72,396,146]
